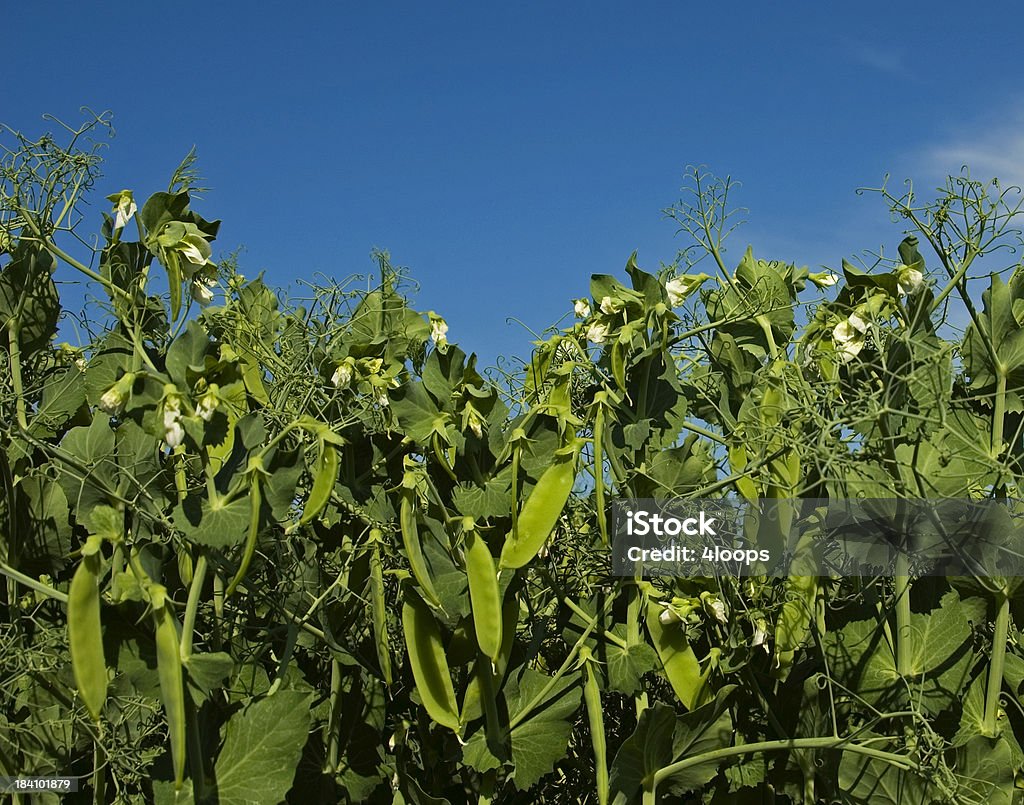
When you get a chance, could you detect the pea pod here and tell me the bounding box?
[399,476,442,609]
[68,551,106,722]
[580,647,609,805]
[645,600,710,710]
[299,441,339,525]
[153,600,187,790]
[500,436,583,570]
[226,474,262,597]
[464,521,502,663]
[461,591,519,724]
[369,530,392,686]
[402,588,460,731]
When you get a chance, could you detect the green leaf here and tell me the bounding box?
[165,321,213,387]
[605,641,658,695]
[183,652,234,696]
[608,703,675,801]
[954,735,1015,805]
[391,382,446,444]
[838,736,941,804]
[463,668,581,790]
[212,690,313,805]
[172,493,251,548]
[662,686,735,797]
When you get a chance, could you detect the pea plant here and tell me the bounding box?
[3,114,1024,804]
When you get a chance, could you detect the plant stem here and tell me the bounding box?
[650,736,919,798]
[985,592,1010,736]
[894,557,912,678]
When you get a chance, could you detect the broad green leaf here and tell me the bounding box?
[605,641,658,695]
[838,736,941,804]
[663,686,735,797]
[463,668,581,790]
[172,493,251,548]
[608,703,675,801]
[213,690,313,805]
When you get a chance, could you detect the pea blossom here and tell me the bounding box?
[574,298,591,318]
[331,358,355,389]
[896,263,924,296]
[107,190,137,230]
[190,276,215,305]
[810,271,839,288]
[196,386,219,422]
[832,313,868,363]
[586,321,610,344]
[428,313,448,347]
[98,373,136,416]
[163,396,185,448]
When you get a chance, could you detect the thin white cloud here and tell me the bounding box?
[917,106,1024,187]
[847,42,908,78]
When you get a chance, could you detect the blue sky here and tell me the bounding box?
[6,2,1024,369]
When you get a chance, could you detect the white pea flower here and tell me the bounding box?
[810,271,839,288]
[659,604,681,625]
[665,277,688,307]
[331,358,355,389]
[586,321,610,344]
[464,403,485,438]
[107,190,137,230]
[896,264,924,296]
[163,397,185,448]
[599,295,623,315]
[428,313,448,347]
[99,387,126,415]
[98,373,135,415]
[574,298,591,318]
[196,387,219,422]
[156,222,216,278]
[190,276,215,305]
[832,313,868,363]
[701,593,728,626]
[752,617,769,653]
[75,357,87,372]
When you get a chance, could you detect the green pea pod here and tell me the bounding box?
[68,552,106,722]
[500,437,582,570]
[402,588,460,732]
[645,601,709,710]
[226,475,262,597]
[611,339,627,392]
[464,523,502,663]
[299,442,339,525]
[153,602,187,790]
[400,478,442,609]
[369,531,392,686]
[581,649,608,805]
[461,592,519,725]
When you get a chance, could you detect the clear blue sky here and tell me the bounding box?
[7,2,1023,369]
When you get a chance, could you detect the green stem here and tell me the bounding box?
[894,558,912,678]
[91,738,106,805]
[984,592,1010,736]
[0,560,69,603]
[7,322,27,430]
[650,736,919,797]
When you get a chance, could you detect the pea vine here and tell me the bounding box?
[2,114,1024,804]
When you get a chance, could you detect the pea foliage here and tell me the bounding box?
[3,114,1024,804]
